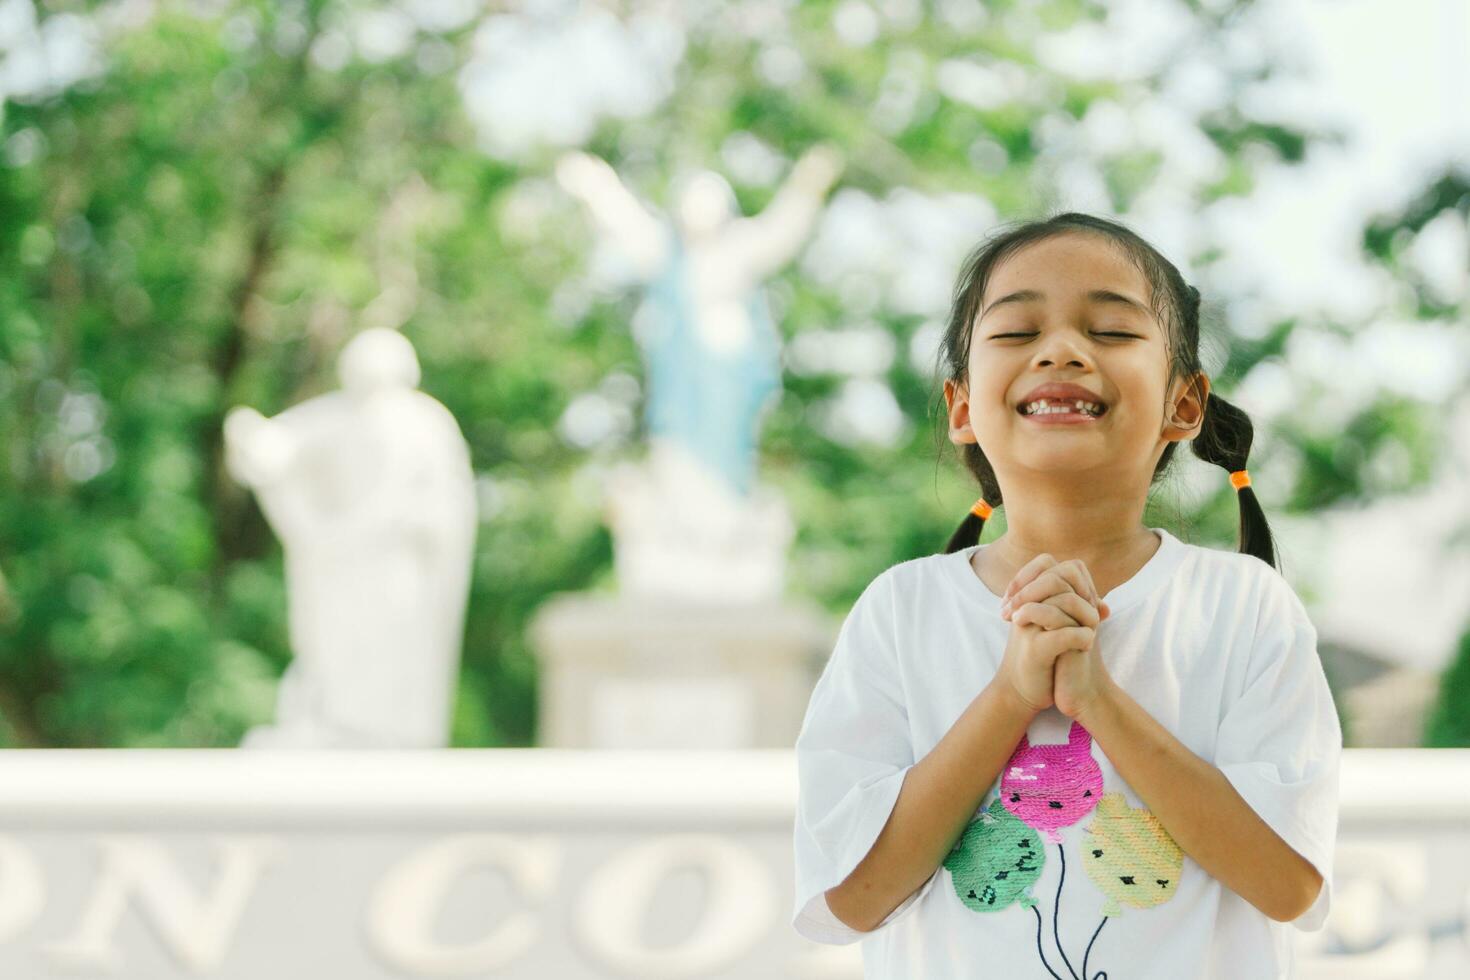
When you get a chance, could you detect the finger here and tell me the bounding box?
[1007,594,1109,624]
[1004,568,1080,615]
[1003,557,1101,608]
[1005,590,1099,628]
[1004,560,1106,615]
[1016,593,1100,629]
[1062,558,1102,608]
[1001,553,1057,603]
[1012,600,1090,631]
[1038,626,1095,658]
[1046,592,1100,627]
[1047,560,1098,607]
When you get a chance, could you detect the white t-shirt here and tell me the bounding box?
[792,526,1342,979]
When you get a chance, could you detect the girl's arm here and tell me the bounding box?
[825,678,1040,932]
[1075,682,1323,922]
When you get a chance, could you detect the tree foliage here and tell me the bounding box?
[0,0,1440,745]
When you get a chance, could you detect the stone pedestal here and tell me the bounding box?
[603,441,796,605]
[529,594,834,749]
[1342,666,1441,747]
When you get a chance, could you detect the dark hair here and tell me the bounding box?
[934,211,1278,569]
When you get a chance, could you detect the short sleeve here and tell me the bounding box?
[791,570,940,944]
[1215,568,1343,933]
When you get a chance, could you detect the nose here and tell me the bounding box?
[1033,332,1091,369]
[1034,346,1088,369]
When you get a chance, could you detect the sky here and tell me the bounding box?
[1220,0,1470,670]
[1211,0,1469,404]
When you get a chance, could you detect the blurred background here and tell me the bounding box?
[1,0,1468,977]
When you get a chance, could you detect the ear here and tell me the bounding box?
[1068,721,1091,748]
[1163,371,1210,442]
[944,378,978,446]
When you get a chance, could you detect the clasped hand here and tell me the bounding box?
[998,554,1113,720]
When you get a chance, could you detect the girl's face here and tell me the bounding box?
[945,232,1205,482]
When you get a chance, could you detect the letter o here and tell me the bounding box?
[574,834,774,978]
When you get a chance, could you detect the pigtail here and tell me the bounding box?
[944,497,993,554]
[1189,391,1279,570]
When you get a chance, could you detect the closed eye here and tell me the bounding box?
[990,332,1139,339]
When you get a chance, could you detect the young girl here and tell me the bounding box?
[791,213,1342,979]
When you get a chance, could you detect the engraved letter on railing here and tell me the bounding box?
[575,834,775,977]
[366,833,560,974]
[42,835,283,973]
[0,837,44,943]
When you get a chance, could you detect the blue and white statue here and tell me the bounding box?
[555,145,844,601]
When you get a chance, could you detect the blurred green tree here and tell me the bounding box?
[0,0,1439,745]
[1353,163,1470,727]
[1425,626,1470,748]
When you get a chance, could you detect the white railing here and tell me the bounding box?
[0,748,1465,979]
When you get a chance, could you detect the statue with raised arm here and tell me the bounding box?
[554,145,844,602]
[224,328,477,749]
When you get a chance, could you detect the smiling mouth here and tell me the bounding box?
[1017,399,1108,419]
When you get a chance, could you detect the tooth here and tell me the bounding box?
[1021,397,1105,416]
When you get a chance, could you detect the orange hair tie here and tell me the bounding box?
[970,498,993,519]
[1229,469,1251,490]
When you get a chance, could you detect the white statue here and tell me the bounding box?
[224,329,477,748]
[555,145,844,602]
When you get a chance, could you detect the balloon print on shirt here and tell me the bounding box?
[1001,720,1104,842]
[940,720,1185,980]
[943,798,1045,912]
[1083,792,1184,916]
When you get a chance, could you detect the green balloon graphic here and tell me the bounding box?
[943,798,1045,912]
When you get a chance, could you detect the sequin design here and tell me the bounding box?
[1000,720,1104,843]
[1082,792,1184,916]
[943,798,1045,912]
[943,724,1187,980]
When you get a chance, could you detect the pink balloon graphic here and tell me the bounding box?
[1000,721,1104,843]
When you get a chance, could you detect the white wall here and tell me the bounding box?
[0,749,1464,978]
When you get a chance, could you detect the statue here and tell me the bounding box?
[224,329,477,748]
[554,145,844,602]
